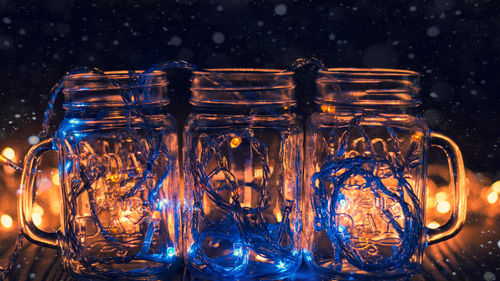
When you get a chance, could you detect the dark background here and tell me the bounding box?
[0,0,499,175]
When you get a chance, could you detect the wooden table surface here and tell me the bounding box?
[1,213,499,281]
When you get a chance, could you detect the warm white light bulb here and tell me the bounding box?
[1,214,13,228]
[32,213,42,227]
[1,147,15,160]
[436,201,451,214]
[487,192,498,204]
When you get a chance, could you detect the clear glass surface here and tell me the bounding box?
[304,68,466,278]
[56,110,181,278]
[304,110,427,277]
[19,70,182,279]
[183,69,303,279]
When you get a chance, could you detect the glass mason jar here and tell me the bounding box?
[18,70,181,279]
[183,69,303,279]
[304,68,466,278]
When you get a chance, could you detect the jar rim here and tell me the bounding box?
[190,68,295,107]
[62,69,169,108]
[316,67,421,108]
[318,68,420,78]
[192,68,293,76]
[63,70,166,81]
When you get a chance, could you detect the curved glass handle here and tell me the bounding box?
[426,132,467,245]
[18,138,59,248]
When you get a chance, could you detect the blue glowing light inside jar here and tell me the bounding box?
[167,247,176,257]
[233,245,243,257]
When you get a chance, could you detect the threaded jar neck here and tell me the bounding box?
[190,68,296,108]
[316,68,421,109]
[62,70,168,110]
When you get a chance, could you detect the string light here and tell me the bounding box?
[186,131,300,276]
[29,63,194,278]
[311,114,423,272]
[435,191,448,202]
[320,105,335,113]
[487,192,498,204]
[229,136,242,148]
[51,171,60,186]
[492,181,500,193]
[1,214,13,229]
[1,147,15,160]
[33,204,44,217]
[427,221,440,229]
[32,213,42,227]
[436,201,451,214]
[1,147,20,174]
[412,131,424,142]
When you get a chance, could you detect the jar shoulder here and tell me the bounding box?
[57,114,177,138]
[184,113,302,132]
[307,112,428,131]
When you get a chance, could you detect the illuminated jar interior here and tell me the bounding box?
[183,69,303,279]
[51,69,182,279]
[305,68,429,278]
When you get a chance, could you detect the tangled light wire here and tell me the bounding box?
[0,61,199,279]
[186,130,297,275]
[41,62,202,277]
[0,58,326,279]
[186,58,325,276]
[311,113,423,272]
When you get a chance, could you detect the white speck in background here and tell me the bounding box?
[329,33,336,41]
[483,271,495,281]
[427,26,440,37]
[2,17,11,24]
[212,32,225,44]
[497,240,500,248]
[28,135,40,145]
[409,6,417,12]
[167,36,182,46]
[0,35,13,50]
[274,4,287,16]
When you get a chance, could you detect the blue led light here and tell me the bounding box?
[338,225,346,233]
[339,199,347,208]
[185,130,301,276]
[33,64,190,278]
[311,114,423,273]
[166,247,175,257]
[304,253,312,262]
[233,246,243,257]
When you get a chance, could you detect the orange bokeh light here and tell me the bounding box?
[437,201,451,214]
[1,214,13,229]
[487,192,498,204]
[1,147,15,160]
[230,137,242,148]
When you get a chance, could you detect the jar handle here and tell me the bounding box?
[18,138,59,248]
[426,132,467,245]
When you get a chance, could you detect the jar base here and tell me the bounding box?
[306,257,421,280]
[187,259,301,280]
[65,257,182,280]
